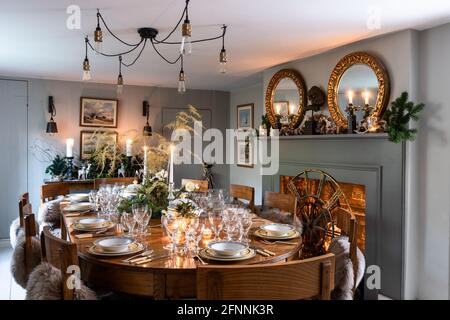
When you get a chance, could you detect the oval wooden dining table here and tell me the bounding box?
[60,203,302,299]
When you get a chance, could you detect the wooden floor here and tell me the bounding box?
[0,241,26,300]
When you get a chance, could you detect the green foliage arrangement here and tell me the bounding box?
[45,155,68,179]
[261,114,271,129]
[383,92,425,143]
[175,201,198,218]
[118,171,182,218]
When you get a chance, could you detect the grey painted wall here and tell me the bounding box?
[418,23,450,300]
[229,29,423,298]
[229,82,264,205]
[0,78,229,238]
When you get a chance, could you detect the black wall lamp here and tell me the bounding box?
[143,101,152,136]
[46,96,58,135]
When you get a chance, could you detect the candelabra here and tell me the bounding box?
[168,182,175,201]
[346,104,358,134]
[65,157,74,180]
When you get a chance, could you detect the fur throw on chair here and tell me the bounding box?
[9,218,23,248]
[258,207,293,224]
[26,262,97,300]
[38,196,63,230]
[328,236,365,300]
[10,234,42,288]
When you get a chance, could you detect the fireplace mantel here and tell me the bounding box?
[262,135,405,299]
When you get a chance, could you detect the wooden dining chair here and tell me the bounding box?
[41,182,70,203]
[264,191,297,213]
[181,179,209,192]
[17,192,29,228]
[94,177,135,189]
[10,213,42,288]
[196,253,335,300]
[229,184,255,211]
[39,226,80,299]
[328,208,361,295]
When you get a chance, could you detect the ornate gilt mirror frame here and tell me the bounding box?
[327,52,390,128]
[265,69,307,129]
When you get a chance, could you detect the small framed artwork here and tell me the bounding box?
[80,97,118,128]
[237,103,254,129]
[80,130,118,160]
[273,101,289,116]
[237,137,254,168]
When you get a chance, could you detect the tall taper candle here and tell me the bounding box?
[66,139,74,158]
[143,146,148,182]
[169,144,175,184]
[348,90,353,104]
[126,139,133,157]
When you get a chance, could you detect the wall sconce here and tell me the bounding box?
[143,101,152,136]
[46,96,58,135]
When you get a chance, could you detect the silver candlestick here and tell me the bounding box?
[168,182,175,201]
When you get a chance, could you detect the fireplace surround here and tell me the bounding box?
[262,133,405,299]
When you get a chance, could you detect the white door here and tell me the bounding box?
[0,79,28,239]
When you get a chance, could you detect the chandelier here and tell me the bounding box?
[82,0,228,94]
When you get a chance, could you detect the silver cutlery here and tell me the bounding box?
[195,255,207,265]
[260,240,297,246]
[121,250,154,263]
[251,246,276,256]
[134,253,170,265]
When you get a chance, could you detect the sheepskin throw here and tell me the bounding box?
[328,236,365,300]
[10,234,42,288]
[258,207,292,223]
[38,196,64,230]
[9,218,23,248]
[26,262,97,300]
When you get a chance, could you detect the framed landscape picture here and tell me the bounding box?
[80,130,118,160]
[237,103,254,129]
[80,97,118,128]
[237,137,254,168]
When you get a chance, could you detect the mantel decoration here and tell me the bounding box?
[327,51,390,130]
[303,86,326,135]
[383,91,425,143]
[82,0,228,94]
[265,69,307,130]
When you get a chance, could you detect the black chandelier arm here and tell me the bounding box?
[154,25,227,45]
[152,3,188,44]
[98,12,142,47]
[150,38,182,65]
[121,38,148,67]
[87,38,144,57]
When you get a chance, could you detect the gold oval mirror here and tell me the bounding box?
[327,52,390,128]
[265,69,306,129]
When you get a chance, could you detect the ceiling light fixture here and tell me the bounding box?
[82,0,228,93]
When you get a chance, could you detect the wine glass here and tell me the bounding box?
[240,210,253,244]
[208,209,224,241]
[162,214,180,252]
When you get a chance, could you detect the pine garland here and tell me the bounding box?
[383,91,424,143]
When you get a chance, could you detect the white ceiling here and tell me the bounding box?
[1,0,450,91]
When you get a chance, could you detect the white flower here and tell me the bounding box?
[185,182,199,192]
[155,169,168,181]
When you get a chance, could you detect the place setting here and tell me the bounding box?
[254,223,301,241]
[198,241,256,262]
[73,217,116,239]
[87,236,145,257]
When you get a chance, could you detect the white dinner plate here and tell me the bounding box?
[88,242,144,257]
[260,223,296,237]
[254,228,300,240]
[64,202,91,212]
[73,220,115,232]
[199,248,256,262]
[68,193,90,203]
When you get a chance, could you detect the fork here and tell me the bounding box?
[261,240,297,245]
[195,255,207,265]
